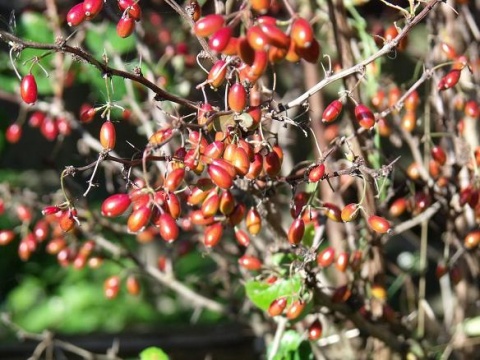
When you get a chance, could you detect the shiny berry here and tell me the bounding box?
[291,17,314,49]
[194,14,224,38]
[287,218,305,246]
[118,0,142,21]
[157,213,179,243]
[228,83,247,113]
[67,3,86,26]
[308,319,322,341]
[117,16,135,38]
[268,297,287,317]
[317,246,335,267]
[100,121,116,150]
[238,254,262,271]
[368,215,391,234]
[308,164,325,182]
[354,104,375,129]
[322,100,343,123]
[246,207,262,235]
[6,123,22,143]
[209,27,232,53]
[204,222,223,247]
[83,0,103,18]
[20,74,38,104]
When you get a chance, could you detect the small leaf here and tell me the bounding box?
[245,274,302,311]
[140,346,170,360]
[268,330,314,360]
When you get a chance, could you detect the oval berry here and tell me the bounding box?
[208,26,232,53]
[249,0,271,14]
[157,213,179,243]
[207,60,227,88]
[228,83,247,113]
[126,275,141,296]
[20,74,38,104]
[208,164,233,189]
[164,168,185,192]
[264,151,281,177]
[317,246,335,267]
[308,319,322,341]
[118,0,142,21]
[322,100,343,123]
[238,254,262,271]
[100,121,116,150]
[234,228,250,247]
[438,69,461,91]
[246,207,262,235]
[67,3,86,26]
[194,14,224,38]
[0,230,15,246]
[341,203,359,222]
[354,104,375,129]
[368,215,391,234]
[287,218,305,246]
[117,16,135,38]
[83,0,103,18]
[268,297,287,317]
[104,275,121,299]
[286,299,306,320]
[6,123,22,143]
[291,17,314,49]
[204,222,223,247]
[308,164,325,182]
[127,206,151,233]
[431,145,446,166]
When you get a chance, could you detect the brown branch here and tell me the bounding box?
[0,31,198,110]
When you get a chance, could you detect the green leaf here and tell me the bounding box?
[140,347,170,360]
[268,330,314,360]
[245,275,302,311]
[85,23,136,57]
[302,224,315,248]
[17,12,54,43]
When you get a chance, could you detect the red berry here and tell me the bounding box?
[431,145,447,165]
[264,151,281,177]
[238,254,262,271]
[118,0,142,21]
[100,121,116,150]
[258,22,290,49]
[287,218,305,246]
[194,14,224,38]
[204,222,223,247]
[101,194,132,217]
[29,111,46,127]
[294,38,321,63]
[438,69,461,91]
[317,246,335,267]
[335,251,349,272]
[207,60,227,88]
[40,117,59,141]
[208,27,232,53]
[286,299,306,320]
[308,319,322,341]
[83,0,103,18]
[291,17,314,49]
[389,198,408,217]
[368,215,391,234]
[341,203,359,222]
[157,213,179,243]
[354,104,375,129]
[20,74,38,104]
[126,275,141,296]
[164,168,185,192]
[208,164,233,189]
[201,193,220,217]
[322,100,343,123]
[117,16,135,38]
[67,3,86,26]
[6,123,22,143]
[234,228,250,247]
[0,230,15,246]
[104,275,121,299]
[308,164,325,182]
[247,26,269,51]
[268,297,287,317]
[246,207,262,235]
[127,206,152,233]
[228,83,247,113]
